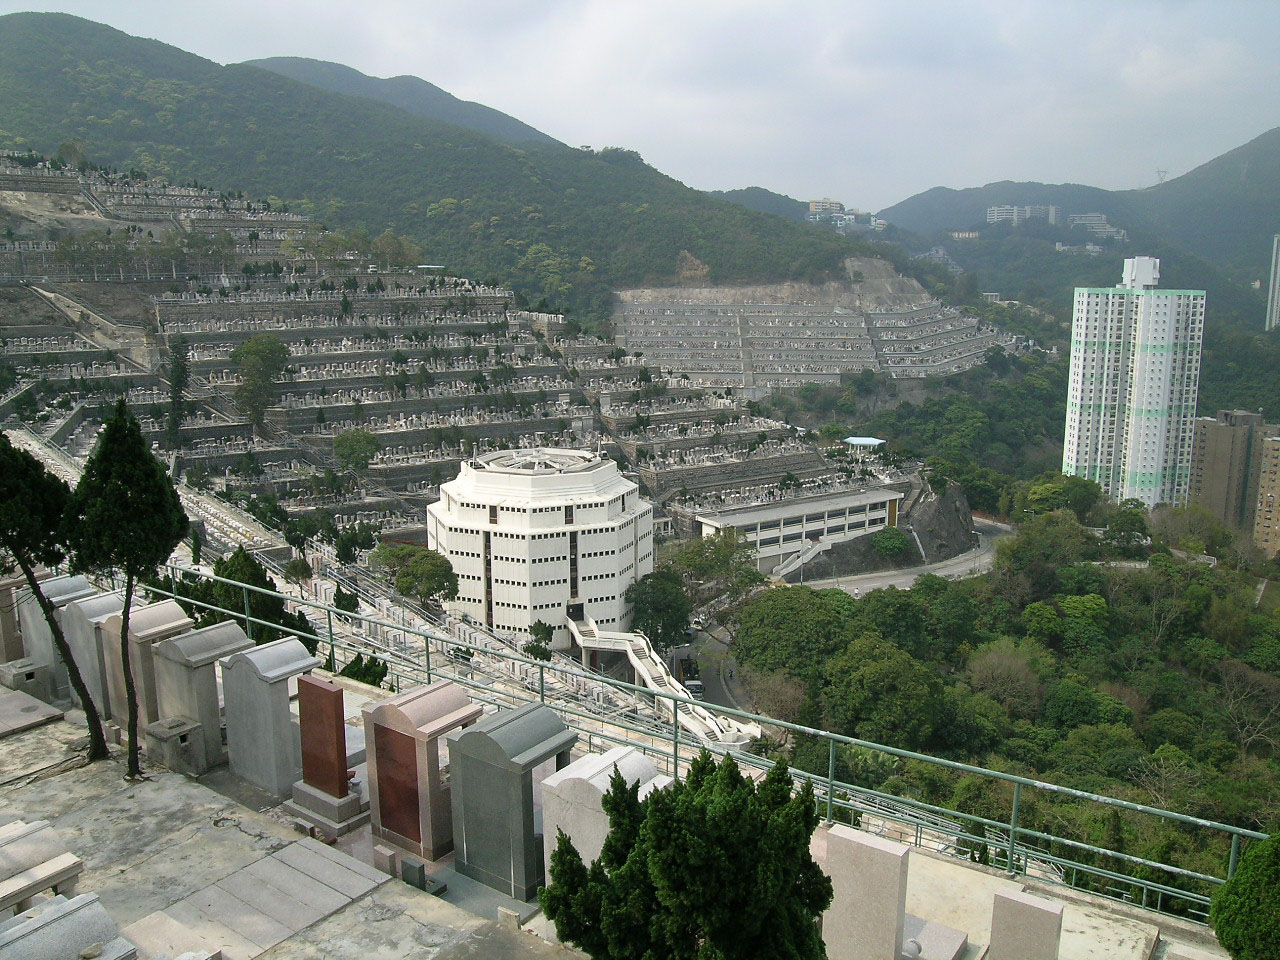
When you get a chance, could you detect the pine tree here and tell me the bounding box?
[65,400,189,778]
[0,433,109,761]
[542,752,832,960]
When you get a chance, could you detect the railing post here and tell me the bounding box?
[671,706,680,781]
[243,586,253,642]
[325,608,335,667]
[826,738,836,823]
[1007,782,1022,876]
[1228,833,1241,879]
[424,637,432,682]
[539,664,546,703]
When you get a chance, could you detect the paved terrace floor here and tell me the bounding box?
[0,689,1233,960]
[0,714,581,960]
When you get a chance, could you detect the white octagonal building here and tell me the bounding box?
[426,448,655,650]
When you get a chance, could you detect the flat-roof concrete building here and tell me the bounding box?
[692,486,902,574]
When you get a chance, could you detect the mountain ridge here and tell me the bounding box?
[0,12,864,320]
[878,126,1280,280]
[243,56,562,148]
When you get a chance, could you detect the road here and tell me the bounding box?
[799,518,1013,596]
[681,519,1015,713]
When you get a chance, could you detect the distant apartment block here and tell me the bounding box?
[1265,234,1280,332]
[986,204,1060,225]
[1254,436,1280,559]
[1062,257,1205,508]
[809,198,846,215]
[1067,213,1128,242]
[1189,410,1280,531]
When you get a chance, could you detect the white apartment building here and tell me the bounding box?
[1062,257,1205,508]
[426,449,654,650]
[1265,234,1280,332]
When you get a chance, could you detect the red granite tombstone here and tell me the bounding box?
[298,674,347,799]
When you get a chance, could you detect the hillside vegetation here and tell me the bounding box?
[879,126,1280,283]
[0,13,867,321]
[245,56,561,147]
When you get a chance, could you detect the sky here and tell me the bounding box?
[3,1,1279,211]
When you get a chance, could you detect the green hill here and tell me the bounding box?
[880,127,1280,282]
[0,13,864,321]
[244,56,562,147]
[708,186,809,222]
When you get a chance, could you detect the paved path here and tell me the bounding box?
[800,519,1013,596]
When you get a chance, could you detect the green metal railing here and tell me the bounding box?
[140,562,1266,924]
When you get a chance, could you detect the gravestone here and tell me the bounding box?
[222,637,320,798]
[0,568,51,664]
[102,600,194,726]
[447,702,577,901]
[15,575,95,703]
[148,622,252,775]
[815,824,909,960]
[541,745,670,880]
[363,680,482,860]
[60,591,123,718]
[282,675,369,836]
[988,888,1062,960]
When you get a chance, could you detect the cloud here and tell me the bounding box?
[2,0,1278,208]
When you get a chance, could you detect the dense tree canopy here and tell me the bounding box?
[625,569,692,653]
[65,399,189,777]
[542,752,831,960]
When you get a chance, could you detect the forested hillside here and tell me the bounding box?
[734,495,1280,907]
[707,186,809,222]
[0,13,866,321]
[245,56,561,147]
[878,126,1280,283]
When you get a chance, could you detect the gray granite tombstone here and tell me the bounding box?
[363,680,482,861]
[15,575,96,703]
[221,637,320,798]
[150,622,252,774]
[446,702,577,901]
[60,592,123,718]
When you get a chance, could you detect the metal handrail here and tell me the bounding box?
[138,562,1266,923]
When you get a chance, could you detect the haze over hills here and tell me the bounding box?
[879,126,1280,282]
[244,56,563,148]
[0,12,864,320]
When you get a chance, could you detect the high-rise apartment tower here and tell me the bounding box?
[1266,235,1280,332]
[1062,257,1205,508]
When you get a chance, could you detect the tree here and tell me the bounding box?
[525,619,554,661]
[371,543,458,609]
[624,570,690,653]
[65,400,189,778]
[0,433,109,761]
[869,526,911,560]
[333,428,381,471]
[822,631,946,749]
[229,334,289,428]
[541,752,831,960]
[1211,833,1280,960]
[283,557,313,583]
[165,335,189,449]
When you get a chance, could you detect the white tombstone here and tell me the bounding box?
[540,746,671,881]
[101,600,194,726]
[814,824,909,960]
[15,575,96,703]
[0,569,51,664]
[151,621,252,773]
[59,592,124,718]
[221,637,320,797]
[988,888,1062,960]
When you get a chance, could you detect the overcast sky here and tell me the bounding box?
[4,1,1278,210]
